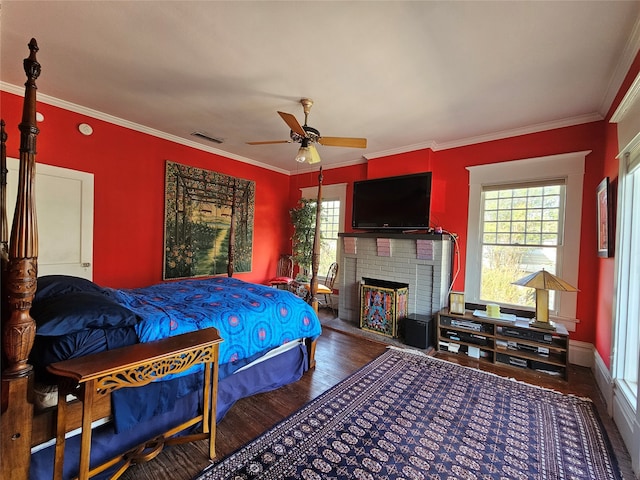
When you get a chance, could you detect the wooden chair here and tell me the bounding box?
[306,262,339,314]
[268,254,294,289]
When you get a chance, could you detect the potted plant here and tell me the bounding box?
[290,198,317,281]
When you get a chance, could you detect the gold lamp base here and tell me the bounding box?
[526,288,556,330]
[529,319,557,331]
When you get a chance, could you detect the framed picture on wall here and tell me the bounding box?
[596,177,613,258]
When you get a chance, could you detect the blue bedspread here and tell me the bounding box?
[108,277,321,375]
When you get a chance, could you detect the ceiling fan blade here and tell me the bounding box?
[318,136,367,148]
[308,145,322,164]
[246,140,290,145]
[278,111,307,137]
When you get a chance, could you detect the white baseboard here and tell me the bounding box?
[593,348,614,416]
[593,347,640,477]
[569,339,594,368]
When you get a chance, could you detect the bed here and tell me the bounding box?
[1,38,324,480]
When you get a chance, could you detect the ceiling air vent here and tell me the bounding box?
[191,131,224,144]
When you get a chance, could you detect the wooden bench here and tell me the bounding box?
[47,328,223,480]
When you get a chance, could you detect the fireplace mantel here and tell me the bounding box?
[338,232,452,323]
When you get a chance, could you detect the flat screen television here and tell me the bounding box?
[352,172,432,230]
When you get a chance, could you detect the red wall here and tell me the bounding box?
[1,91,289,289]
[594,50,640,368]
[596,121,620,369]
[367,149,434,179]
[295,122,607,345]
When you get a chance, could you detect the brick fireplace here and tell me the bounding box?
[338,233,452,324]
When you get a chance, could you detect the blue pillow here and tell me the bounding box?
[31,291,140,336]
[35,275,106,303]
[30,327,139,384]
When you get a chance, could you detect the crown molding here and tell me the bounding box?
[601,14,640,117]
[0,82,290,176]
[433,113,603,152]
[362,114,602,160]
[364,141,437,160]
[610,69,640,124]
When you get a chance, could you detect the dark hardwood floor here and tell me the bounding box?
[120,309,634,480]
[120,324,388,480]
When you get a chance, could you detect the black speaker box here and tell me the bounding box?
[402,314,433,349]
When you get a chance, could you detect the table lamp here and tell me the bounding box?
[512,269,578,330]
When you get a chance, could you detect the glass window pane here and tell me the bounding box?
[480,182,564,309]
[319,200,340,277]
[512,222,526,233]
[496,233,511,244]
[497,222,511,233]
[484,211,497,222]
[527,209,542,221]
[483,233,497,243]
[485,191,499,200]
[527,196,543,208]
[484,222,497,233]
[498,198,513,209]
[497,210,511,221]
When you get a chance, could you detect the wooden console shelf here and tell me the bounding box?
[47,328,223,480]
[437,309,569,380]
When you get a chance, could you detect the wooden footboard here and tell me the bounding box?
[31,395,112,449]
[31,334,316,453]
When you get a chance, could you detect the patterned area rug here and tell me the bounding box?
[195,348,622,480]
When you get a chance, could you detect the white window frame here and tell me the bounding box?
[300,183,347,283]
[465,151,588,331]
[612,138,640,409]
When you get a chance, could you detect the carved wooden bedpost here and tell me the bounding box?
[309,168,323,312]
[1,120,7,263]
[3,37,40,375]
[1,38,41,480]
[1,121,9,370]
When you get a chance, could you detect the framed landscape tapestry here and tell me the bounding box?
[164,161,255,279]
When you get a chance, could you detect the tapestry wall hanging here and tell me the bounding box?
[164,161,255,280]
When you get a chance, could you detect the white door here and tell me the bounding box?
[6,158,94,280]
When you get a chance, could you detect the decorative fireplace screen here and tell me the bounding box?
[360,278,409,338]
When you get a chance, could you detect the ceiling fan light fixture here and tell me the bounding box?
[295,145,310,163]
[308,144,321,164]
[249,98,367,165]
[295,138,312,163]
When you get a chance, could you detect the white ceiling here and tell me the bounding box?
[2,1,640,174]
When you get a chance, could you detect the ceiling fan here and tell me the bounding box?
[247,98,367,164]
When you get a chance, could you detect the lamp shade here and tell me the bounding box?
[512,269,578,292]
[511,269,578,330]
[295,145,310,163]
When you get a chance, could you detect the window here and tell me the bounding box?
[300,183,347,282]
[479,182,565,309]
[466,152,587,329]
[318,200,340,276]
[613,146,640,406]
